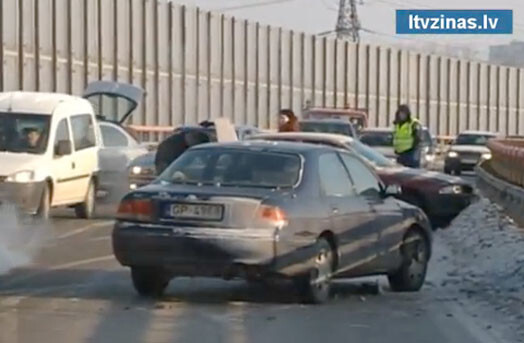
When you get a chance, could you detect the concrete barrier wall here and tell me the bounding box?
[1,0,523,134]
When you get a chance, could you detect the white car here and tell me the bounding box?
[444,130,498,175]
[0,92,101,219]
[83,81,149,198]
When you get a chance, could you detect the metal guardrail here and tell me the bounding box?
[487,138,524,188]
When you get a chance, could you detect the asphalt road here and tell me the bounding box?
[0,172,504,343]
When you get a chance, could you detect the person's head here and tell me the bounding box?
[278,109,298,132]
[25,128,40,147]
[184,130,211,147]
[395,104,411,123]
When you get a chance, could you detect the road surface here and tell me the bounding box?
[0,173,516,343]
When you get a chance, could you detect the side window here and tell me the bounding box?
[54,118,71,149]
[339,154,381,197]
[70,114,96,150]
[318,153,354,197]
[100,124,129,147]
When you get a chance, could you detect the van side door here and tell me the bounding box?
[51,118,76,205]
[69,114,98,202]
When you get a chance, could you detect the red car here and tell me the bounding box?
[250,132,476,229]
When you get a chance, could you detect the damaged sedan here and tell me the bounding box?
[112,141,432,304]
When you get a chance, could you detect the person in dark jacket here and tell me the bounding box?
[392,104,421,168]
[278,109,299,132]
[154,129,211,175]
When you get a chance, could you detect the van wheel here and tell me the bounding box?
[294,238,334,304]
[388,230,429,292]
[75,180,95,219]
[36,184,50,220]
[131,267,170,298]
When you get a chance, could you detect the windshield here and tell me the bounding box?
[360,131,393,147]
[299,122,354,137]
[351,140,396,168]
[159,148,301,188]
[454,134,495,146]
[0,112,51,154]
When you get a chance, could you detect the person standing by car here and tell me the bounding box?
[393,105,421,168]
[154,129,211,175]
[278,109,299,132]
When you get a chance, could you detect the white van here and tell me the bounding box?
[0,92,101,219]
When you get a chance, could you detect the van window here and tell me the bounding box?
[71,115,96,150]
[54,119,71,147]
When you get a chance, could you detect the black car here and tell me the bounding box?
[113,141,432,304]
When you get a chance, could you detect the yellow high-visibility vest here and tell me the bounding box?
[393,119,418,153]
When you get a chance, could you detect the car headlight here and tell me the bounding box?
[131,166,142,175]
[447,151,458,158]
[439,185,463,194]
[481,153,492,160]
[6,170,35,183]
[425,154,435,162]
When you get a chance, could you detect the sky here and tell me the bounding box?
[173,0,524,60]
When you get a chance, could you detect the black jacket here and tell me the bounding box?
[154,132,188,175]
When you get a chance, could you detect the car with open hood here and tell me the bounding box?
[249,132,475,229]
[83,81,150,198]
[0,91,101,219]
[444,130,498,175]
[112,141,432,304]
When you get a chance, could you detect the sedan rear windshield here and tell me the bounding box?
[359,131,393,147]
[299,122,354,137]
[159,148,301,188]
[454,134,495,146]
[0,112,51,154]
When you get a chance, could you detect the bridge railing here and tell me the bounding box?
[488,138,524,188]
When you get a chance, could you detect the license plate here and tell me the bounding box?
[168,203,223,220]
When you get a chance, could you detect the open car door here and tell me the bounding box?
[83,81,145,125]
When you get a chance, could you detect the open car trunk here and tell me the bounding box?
[83,81,145,124]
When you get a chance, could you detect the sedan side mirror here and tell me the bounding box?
[382,184,402,198]
[55,140,72,156]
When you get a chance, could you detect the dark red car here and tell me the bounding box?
[250,132,476,229]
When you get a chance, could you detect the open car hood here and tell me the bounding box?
[83,81,145,124]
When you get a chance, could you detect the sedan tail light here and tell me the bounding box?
[257,205,288,227]
[117,199,154,222]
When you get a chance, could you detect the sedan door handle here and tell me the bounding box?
[71,162,76,169]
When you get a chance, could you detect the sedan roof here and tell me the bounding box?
[250,132,354,147]
[192,139,336,154]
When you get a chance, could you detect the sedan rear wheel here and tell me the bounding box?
[388,230,429,292]
[295,238,334,304]
[131,267,170,298]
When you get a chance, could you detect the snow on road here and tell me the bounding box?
[431,197,524,342]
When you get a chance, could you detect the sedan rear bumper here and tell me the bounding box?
[113,221,288,278]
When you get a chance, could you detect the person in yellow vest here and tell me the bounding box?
[393,104,421,168]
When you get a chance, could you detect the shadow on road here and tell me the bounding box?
[0,267,383,305]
